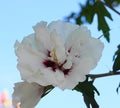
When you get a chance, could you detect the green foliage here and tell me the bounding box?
[74,77,100,108]
[65,0,120,107]
[113,44,120,71]
[94,1,113,42]
[105,0,120,6]
[116,82,120,93]
[79,1,95,24]
[65,0,113,42]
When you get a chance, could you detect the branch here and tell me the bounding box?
[100,1,120,16]
[88,71,120,80]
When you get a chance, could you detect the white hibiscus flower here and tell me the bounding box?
[12,20,104,108]
[14,20,104,89]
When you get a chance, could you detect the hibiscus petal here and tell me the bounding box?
[48,20,79,40]
[65,26,90,49]
[85,37,104,62]
[50,30,66,63]
[65,26,104,65]
[16,44,44,73]
[32,68,65,87]
[12,82,44,108]
[58,74,79,90]
[62,26,104,89]
[71,57,95,82]
[15,35,47,83]
[33,21,53,52]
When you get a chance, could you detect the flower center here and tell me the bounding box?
[43,50,72,75]
[43,60,72,75]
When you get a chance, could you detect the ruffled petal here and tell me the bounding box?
[65,26,90,49]
[70,57,95,82]
[15,36,46,83]
[48,20,79,40]
[50,30,66,64]
[12,82,44,108]
[33,21,53,53]
[61,26,104,89]
[58,74,79,90]
[65,26,104,66]
[32,68,65,87]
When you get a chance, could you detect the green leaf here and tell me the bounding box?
[65,0,96,25]
[94,1,113,42]
[116,82,120,94]
[65,12,75,22]
[76,16,82,25]
[105,0,116,5]
[105,0,120,6]
[116,0,120,4]
[113,44,120,71]
[74,77,100,108]
[80,1,95,24]
[65,0,113,42]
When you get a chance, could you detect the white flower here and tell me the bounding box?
[12,82,44,108]
[14,20,104,90]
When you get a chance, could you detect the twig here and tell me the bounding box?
[100,1,120,16]
[97,29,111,39]
[88,71,120,80]
[97,34,103,39]
[105,4,120,16]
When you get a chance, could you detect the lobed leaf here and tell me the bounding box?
[80,1,95,24]
[74,77,100,108]
[104,0,120,6]
[116,82,120,94]
[65,0,113,42]
[94,1,113,42]
[113,44,120,71]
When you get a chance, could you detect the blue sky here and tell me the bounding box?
[0,0,120,108]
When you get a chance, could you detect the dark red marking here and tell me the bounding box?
[43,59,72,75]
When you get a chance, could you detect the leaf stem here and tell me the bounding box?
[100,1,120,16]
[88,71,120,80]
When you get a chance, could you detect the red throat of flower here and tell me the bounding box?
[43,59,72,75]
